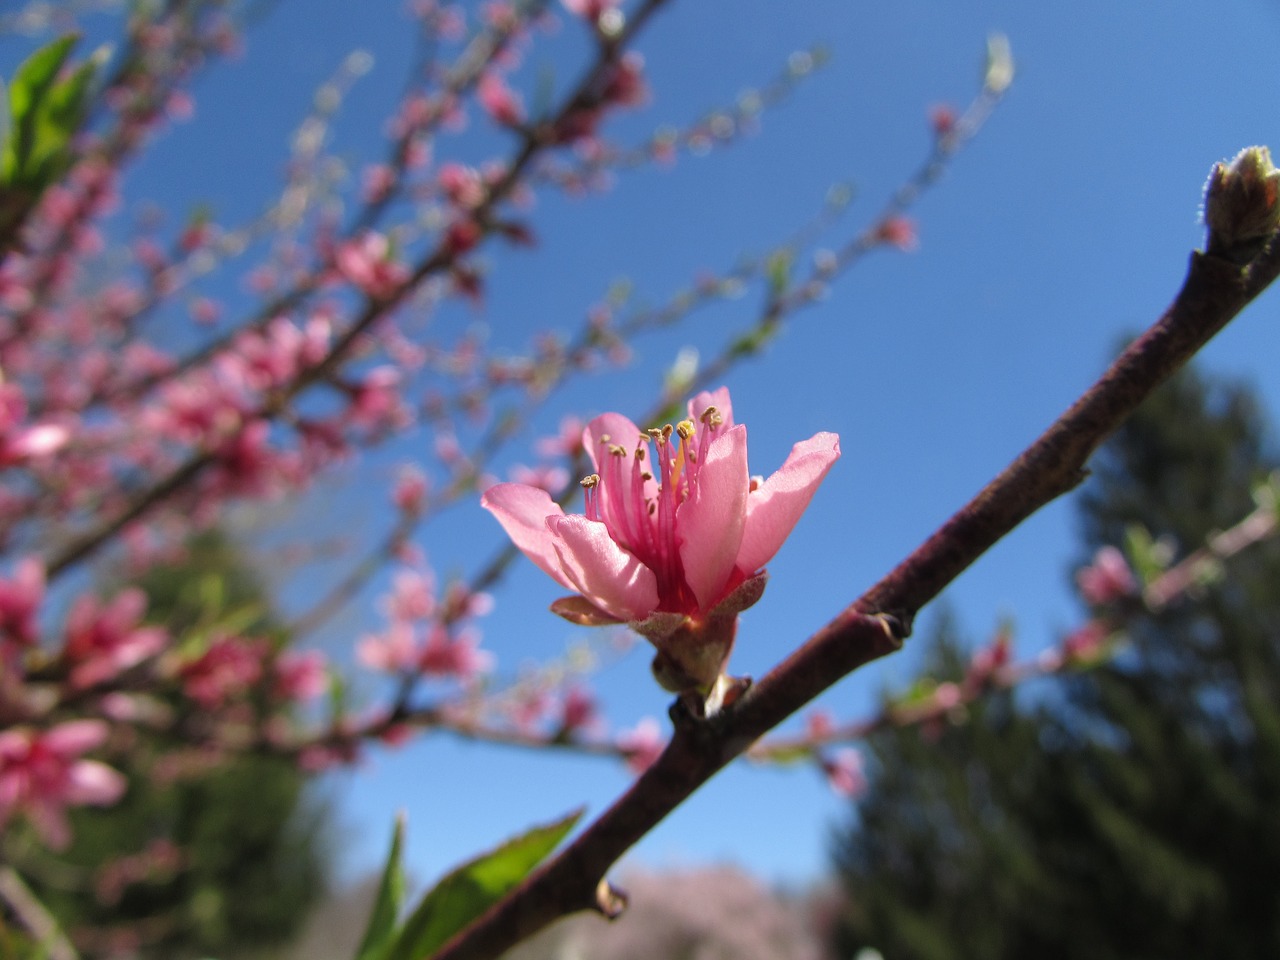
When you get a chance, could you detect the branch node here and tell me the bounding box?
[595,878,629,919]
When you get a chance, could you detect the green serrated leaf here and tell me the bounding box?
[382,808,583,960]
[355,815,407,960]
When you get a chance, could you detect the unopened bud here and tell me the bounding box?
[1203,146,1280,260]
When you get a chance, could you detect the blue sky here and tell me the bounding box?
[8,0,1280,892]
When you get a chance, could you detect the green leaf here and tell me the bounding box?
[4,35,77,184]
[355,815,407,960]
[381,808,583,960]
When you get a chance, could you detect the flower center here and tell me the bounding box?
[581,405,723,609]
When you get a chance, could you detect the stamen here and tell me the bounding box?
[581,474,601,521]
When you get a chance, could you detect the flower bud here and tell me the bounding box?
[1203,146,1280,261]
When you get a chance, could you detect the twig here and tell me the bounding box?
[0,865,79,960]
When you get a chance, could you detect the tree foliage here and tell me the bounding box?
[18,532,330,960]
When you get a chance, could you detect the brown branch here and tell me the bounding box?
[429,223,1280,960]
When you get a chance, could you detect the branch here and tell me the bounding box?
[429,197,1280,960]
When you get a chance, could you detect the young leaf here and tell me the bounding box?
[382,807,583,960]
[4,35,77,184]
[355,814,407,960]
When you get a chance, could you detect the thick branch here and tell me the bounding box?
[430,233,1280,960]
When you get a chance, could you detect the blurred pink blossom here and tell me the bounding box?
[617,717,665,774]
[63,588,167,689]
[1076,545,1137,606]
[178,637,265,708]
[0,721,126,849]
[821,747,866,798]
[274,650,329,702]
[0,558,44,650]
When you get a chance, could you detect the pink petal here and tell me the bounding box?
[65,760,127,806]
[677,424,749,612]
[582,412,646,472]
[42,720,109,756]
[687,386,733,429]
[735,431,840,575]
[546,515,658,621]
[480,483,574,590]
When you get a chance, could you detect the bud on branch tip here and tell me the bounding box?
[1203,145,1280,262]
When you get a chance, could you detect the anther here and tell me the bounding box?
[608,443,627,457]
[676,419,695,441]
[581,474,600,488]
[699,406,722,428]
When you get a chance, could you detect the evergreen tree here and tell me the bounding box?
[21,532,330,960]
[832,367,1280,960]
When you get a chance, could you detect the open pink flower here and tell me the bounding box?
[0,721,126,849]
[1076,545,1137,606]
[483,387,838,622]
[482,387,838,704]
[64,588,167,690]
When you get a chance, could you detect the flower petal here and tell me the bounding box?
[42,720,109,756]
[687,387,733,429]
[65,760,127,807]
[735,431,840,575]
[677,424,749,611]
[547,515,658,621]
[480,483,574,590]
[583,412,646,473]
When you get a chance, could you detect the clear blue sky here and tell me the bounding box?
[8,0,1280,892]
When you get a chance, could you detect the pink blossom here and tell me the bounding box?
[508,461,569,493]
[362,163,397,203]
[334,232,410,300]
[535,415,586,458]
[483,388,838,702]
[418,625,493,680]
[964,627,1011,689]
[393,465,429,514]
[0,558,45,649]
[617,717,666,774]
[0,721,127,849]
[63,588,168,689]
[178,637,265,708]
[357,622,419,673]
[1061,620,1111,665]
[482,388,838,623]
[562,0,619,22]
[274,650,329,702]
[601,52,648,109]
[384,568,437,622]
[478,71,526,126]
[873,216,919,252]
[1076,545,1137,606]
[437,163,486,209]
[558,686,599,734]
[805,709,836,741]
[820,747,866,798]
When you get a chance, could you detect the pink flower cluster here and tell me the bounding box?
[358,564,495,684]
